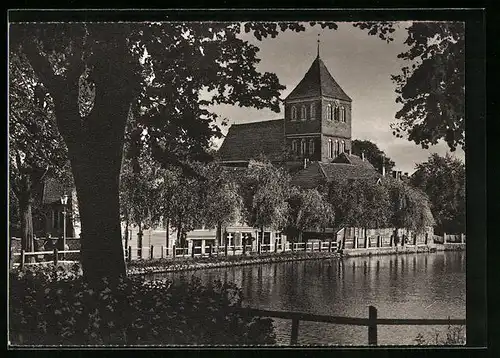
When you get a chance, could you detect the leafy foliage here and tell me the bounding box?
[286,187,333,240]
[351,139,396,173]
[384,179,435,234]
[9,265,276,346]
[324,179,391,230]
[410,153,465,234]
[9,50,71,251]
[239,161,291,231]
[391,22,465,151]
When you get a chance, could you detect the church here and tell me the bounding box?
[217,50,383,187]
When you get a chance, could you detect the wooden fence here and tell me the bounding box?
[239,305,465,346]
[10,241,339,267]
[124,240,338,262]
[10,249,81,269]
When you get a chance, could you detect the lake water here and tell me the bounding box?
[152,251,466,346]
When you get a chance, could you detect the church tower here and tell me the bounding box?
[284,43,352,163]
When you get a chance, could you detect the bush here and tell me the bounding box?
[414,325,466,346]
[9,265,276,346]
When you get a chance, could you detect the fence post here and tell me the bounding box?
[413,233,417,246]
[377,235,380,248]
[173,245,176,259]
[274,239,278,253]
[365,236,369,248]
[353,236,357,249]
[225,242,228,257]
[460,233,464,243]
[209,244,213,257]
[161,246,164,259]
[443,232,447,244]
[425,233,428,245]
[368,305,378,346]
[128,246,132,263]
[290,318,300,345]
[53,248,59,266]
[150,245,154,260]
[191,244,195,258]
[291,242,295,252]
[242,241,246,256]
[318,240,321,252]
[258,242,261,254]
[20,249,25,270]
[390,235,393,247]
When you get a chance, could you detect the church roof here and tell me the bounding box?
[217,119,285,162]
[285,56,352,102]
[331,152,376,169]
[291,160,380,189]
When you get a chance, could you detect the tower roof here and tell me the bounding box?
[285,56,352,102]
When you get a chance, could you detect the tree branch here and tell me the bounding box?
[21,38,61,94]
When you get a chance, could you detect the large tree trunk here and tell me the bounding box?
[62,88,131,282]
[23,34,139,283]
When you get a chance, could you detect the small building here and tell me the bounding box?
[36,178,80,239]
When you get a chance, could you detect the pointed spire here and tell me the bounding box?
[317,34,320,58]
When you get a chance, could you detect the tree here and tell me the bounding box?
[239,161,290,244]
[385,179,435,242]
[120,151,162,256]
[390,22,465,151]
[197,163,243,245]
[286,187,333,243]
[410,153,465,234]
[9,22,293,281]
[351,139,395,173]
[9,51,69,257]
[324,179,390,239]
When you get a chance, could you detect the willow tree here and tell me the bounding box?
[239,161,291,245]
[286,187,333,243]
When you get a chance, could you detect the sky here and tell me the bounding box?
[208,22,465,174]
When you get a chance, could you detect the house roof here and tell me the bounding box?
[285,55,352,102]
[291,160,381,188]
[331,152,376,170]
[217,119,285,162]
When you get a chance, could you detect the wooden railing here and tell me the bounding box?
[11,249,81,269]
[239,306,466,346]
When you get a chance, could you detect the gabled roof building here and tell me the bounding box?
[218,50,382,185]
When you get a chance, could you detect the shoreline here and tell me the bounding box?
[11,243,465,275]
[127,243,465,276]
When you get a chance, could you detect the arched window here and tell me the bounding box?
[291,106,297,121]
[326,104,332,121]
[310,103,315,120]
[333,105,340,121]
[340,106,346,122]
[301,105,307,121]
[309,139,315,155]
[328,139,332,158]
[301,139,307,155]
[291,139,298,153]
[340,140,345,154]
[334,140,339,157]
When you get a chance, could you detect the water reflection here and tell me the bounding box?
[151,251,465,346]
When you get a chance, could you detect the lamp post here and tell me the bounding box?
[60,194,69,259]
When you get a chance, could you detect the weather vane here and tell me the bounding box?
[317,33,321,57]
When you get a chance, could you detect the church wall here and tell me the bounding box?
[284,100,322,135]
[285,136,321,161]
[320,135,352,162]
[321,98,352,139]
